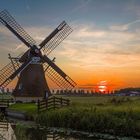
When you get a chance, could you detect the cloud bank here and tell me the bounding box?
[1,21,140,70]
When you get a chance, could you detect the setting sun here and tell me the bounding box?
[98,85,107,93]
[98,81,108,93]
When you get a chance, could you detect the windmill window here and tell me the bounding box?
[18,83,22,90]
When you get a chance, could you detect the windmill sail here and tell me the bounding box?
[39,21,72,55]
[43,56,76,89]
[0,10,36,48]
[0,61,22,88]
[0,60,32,88]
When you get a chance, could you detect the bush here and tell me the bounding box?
[36,107,140,138]
[109,97,132,105]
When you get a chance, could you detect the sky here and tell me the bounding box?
[1,0,140,91]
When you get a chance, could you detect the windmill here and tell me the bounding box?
[0,10,76,101]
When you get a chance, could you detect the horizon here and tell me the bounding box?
[1,0,140,91]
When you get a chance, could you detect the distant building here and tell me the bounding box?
[116,91,140,96]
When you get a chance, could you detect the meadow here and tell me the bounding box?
[1,94,140,138]
[36,96,140,138]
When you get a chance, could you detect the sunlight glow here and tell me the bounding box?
[98,81,107,93]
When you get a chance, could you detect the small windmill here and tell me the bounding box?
[0,10,76,101]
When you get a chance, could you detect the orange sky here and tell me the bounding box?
[6,62,140,91]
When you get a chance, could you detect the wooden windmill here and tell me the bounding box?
[0,10,76,101]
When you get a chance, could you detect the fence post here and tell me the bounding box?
[7,121,8,131]
[7,100,9,107]
[46,98,48,110]
[37,99,40,114]
[53,96,55,110]
[67,99,70,106]
[60,97,62,107]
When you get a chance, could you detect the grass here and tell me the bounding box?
[6,95,140,137]
[9,103,37,116]
[37,107,140,137]
[0,93,37,115]
[36,96,140,138]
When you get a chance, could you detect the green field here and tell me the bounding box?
[10,103,37,115]
[2,95,140,138]
[8,96,140,113]
[36,96,140,138]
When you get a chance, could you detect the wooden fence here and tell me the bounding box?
[0,99,10,116]
[0,99,10,107]
[46,132,61,140]
[0,120,8,131]
[38,96,70,113]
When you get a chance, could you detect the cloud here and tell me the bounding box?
[15,44,26,51]
[110,19,140,31]
[98,81,107,85]
[0,25,13,36]
[75,27,105,38]
[56,24,140,69]
[58,42,140,70]
[71,24,136,43]
[1,22,140,70]
[72,0,91,13]
[0,24,54,51]
[125,3,140,17]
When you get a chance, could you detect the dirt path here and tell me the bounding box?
[0,123,16,140]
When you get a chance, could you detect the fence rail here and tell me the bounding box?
[38,96,70,113]
[0,100,10,107]
[0,120,8,131]
[0,99,13,116]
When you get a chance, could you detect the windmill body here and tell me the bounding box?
[13,48,50,98]
[0,10,76,102]
[13,64,50,98]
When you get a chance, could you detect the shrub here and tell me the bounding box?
[36,107,140,138]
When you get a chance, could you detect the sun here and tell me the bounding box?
[98,85,107,93]
[98,81,107,93]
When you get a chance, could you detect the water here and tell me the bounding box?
[15,127,98,140]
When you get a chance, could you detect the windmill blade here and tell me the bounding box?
[0,10,36,48]
[42,55,76,89]
[0,60,32,88]
[0,61,21,88]
[39,21,73,55]
[0,52,25,88]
